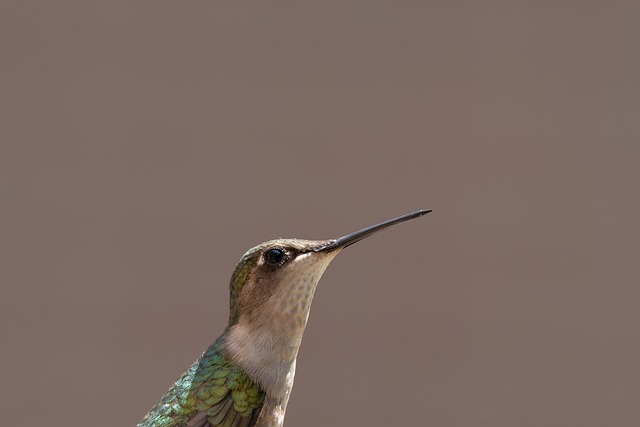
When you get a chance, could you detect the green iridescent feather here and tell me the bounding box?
[138,337,265,427]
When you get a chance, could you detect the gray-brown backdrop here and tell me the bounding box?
[2,2,639,426]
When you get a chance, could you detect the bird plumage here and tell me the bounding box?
[138,337,265,427]
[138,210,431,427]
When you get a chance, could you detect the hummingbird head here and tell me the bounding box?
[227,238,338,332]
[221,210,431,403]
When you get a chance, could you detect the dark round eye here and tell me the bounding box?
[264,248,285,265]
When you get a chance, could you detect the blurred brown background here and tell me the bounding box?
[1,2,639,426]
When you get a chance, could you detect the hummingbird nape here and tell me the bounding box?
[138,209,432,427]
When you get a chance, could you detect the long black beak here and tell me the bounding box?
[313,209,432,252]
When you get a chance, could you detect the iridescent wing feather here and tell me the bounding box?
[138,340,265,427]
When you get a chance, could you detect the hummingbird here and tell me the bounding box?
[138,209,431,427]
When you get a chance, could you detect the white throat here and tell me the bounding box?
[223,322,301,427]
[224,322,300,399]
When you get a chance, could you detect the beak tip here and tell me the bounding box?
[416,209,433,217]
